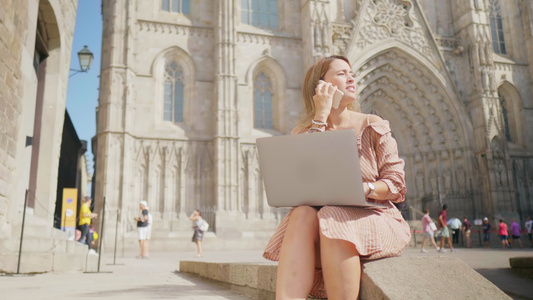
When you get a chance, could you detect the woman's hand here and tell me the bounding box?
[313,80,337,121]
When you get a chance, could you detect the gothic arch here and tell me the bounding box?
[497,81,523,145]
[245,55,287,133]
[350,45,475,204]
[353,46,471,151]
[151,46,196,132]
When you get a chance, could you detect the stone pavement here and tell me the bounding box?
[1,247,532,300]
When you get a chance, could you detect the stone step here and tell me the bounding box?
[509,256,533,279]
[180,256,511,299]
[0,237,55,253]
[0,216,96,273]
[0,253,54,274]
[9,214,56,238]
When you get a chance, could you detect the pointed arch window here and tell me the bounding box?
[163,61,184,123]
[488,0,506,55]
[253,73,273,129]
[161,0,190,14]
[242,0,278,29]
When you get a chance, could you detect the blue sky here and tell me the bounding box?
[66,0,102,175]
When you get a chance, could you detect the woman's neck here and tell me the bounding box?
[327,108,352,129]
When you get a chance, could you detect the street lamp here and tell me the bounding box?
[70,45,94,77]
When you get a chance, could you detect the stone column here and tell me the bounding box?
[213,0,243,237]
[96,0,137,252]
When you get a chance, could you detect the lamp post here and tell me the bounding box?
[70,45,94,77]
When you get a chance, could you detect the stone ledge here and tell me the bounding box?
[509,257,533,279]
[180,257,511,299]
[509,257,533,269]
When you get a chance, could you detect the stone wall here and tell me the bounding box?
[0,0,29,234]
[0,0,85,273]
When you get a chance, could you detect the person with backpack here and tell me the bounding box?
[190,209,208,257]
[133,200,149,258]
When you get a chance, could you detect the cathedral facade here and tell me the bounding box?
[95,0,533,249]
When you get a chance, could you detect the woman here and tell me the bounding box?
[421,209,439,253]
[263,55,411,299]
[498,219,509,249]
[190,209,206,257]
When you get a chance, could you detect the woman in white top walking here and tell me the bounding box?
[190,209,207,257]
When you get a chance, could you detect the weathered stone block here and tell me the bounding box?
[360,256,510,299]
[509,257,533,279]
[180,256,512,299]
[53,253,85,272]
[509,257,533,269]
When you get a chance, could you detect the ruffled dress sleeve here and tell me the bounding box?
[366,121,407,203]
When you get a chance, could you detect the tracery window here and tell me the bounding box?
[488,0,506,55]
[161,0,190,14]
[242,0,278,29]
[163,61,184,123]
[253,73,273,129]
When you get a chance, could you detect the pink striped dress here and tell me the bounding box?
[262,118,411,298]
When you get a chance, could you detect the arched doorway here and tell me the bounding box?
[351,46,475,218]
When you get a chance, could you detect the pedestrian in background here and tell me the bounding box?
[134,200,149,258]
[498,219,510,249]
[448,216,462,245]
[421,209,439,253]
[438,204,456,253]
[78,197,98,249]
[190,209,207,257]
[525,216,533,248]
[510,219,523,249]
[144,204,153,258]
[462,216,472,248]
[483,217,492,248]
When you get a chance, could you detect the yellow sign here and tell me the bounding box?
[61,188,78,230]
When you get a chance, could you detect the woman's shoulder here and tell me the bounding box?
[353,113,390,136]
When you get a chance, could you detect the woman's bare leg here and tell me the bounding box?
[276,206,319,300]
[196,240,203,257]
[430,236,438,249]
[421,237,427,249]
[139,240,145,257]
[144,240,150,257]
[320,231,361,299]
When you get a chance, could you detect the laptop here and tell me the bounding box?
[256,129,387,208]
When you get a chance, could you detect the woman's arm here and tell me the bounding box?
[365,120,406,202]
[189,212,200,221]
[363,181,391,200]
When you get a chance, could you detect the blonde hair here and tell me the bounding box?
[296,55,360,130]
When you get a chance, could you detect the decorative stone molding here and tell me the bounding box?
[236,32,302,48]
[332,22,353,55]
[137,19,213,37]
[494,62,529,73]
[356,0,431,56]
[435,36,462,55]
[311,0,332,58]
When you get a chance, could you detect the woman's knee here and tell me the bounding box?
[288,206,319,231]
